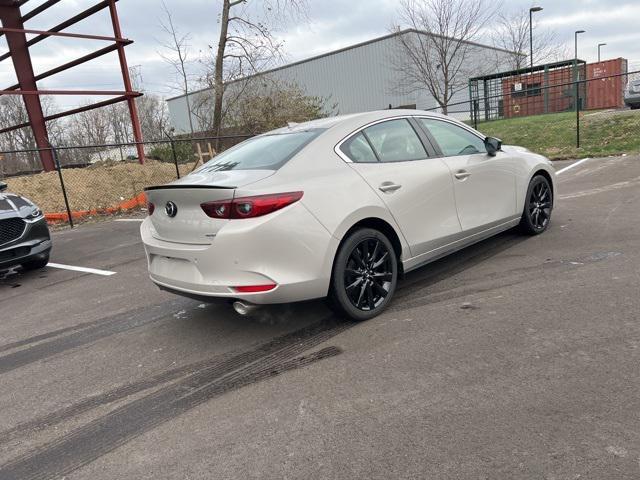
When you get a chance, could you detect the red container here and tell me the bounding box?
[586,58,628,110]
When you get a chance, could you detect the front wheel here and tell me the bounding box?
[519,175,553,235]
[328,228,398,321]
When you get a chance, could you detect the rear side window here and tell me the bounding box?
[363,119,427,162]
[340,132,378,163]
[196,129,324,172]
[418,118,486,156]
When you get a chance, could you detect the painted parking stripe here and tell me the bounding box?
[47,263,116,276]
[556,157,591,175]
[114,218,144,222]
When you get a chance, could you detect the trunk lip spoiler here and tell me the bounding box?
[144,184,236,191]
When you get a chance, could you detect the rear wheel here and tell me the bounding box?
[328,228,398,321]
[22,254,49,271]
[519,175,553,235]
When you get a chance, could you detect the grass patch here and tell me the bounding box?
[476,110,640,160]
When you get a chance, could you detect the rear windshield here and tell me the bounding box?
[195,129,324,173]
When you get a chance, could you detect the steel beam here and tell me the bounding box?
[0,4,55,171]
[0,89,136,95]
[21,0,60,22]
[108,0,145,164]
[0,26,131,43]
[0,94,141,134]
[2,44,123,93]
[0,0,116,62]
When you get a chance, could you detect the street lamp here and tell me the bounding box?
[574,30,585,63]
[598,42,607,62]
[529,6,543,70]
[574,30,585,80]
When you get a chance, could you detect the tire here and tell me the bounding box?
[328,228,398,321]
[630,104,640,110]
[22,254,49,271]
[519,175,553,235]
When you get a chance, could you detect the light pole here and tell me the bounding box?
[529,6,543,70]
[597,42,606,62]
[574,30,585,79]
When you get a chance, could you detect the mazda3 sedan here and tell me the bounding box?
[0,181,51,271]
[141,110,555,320]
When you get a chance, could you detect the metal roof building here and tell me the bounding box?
[166,29,518,134]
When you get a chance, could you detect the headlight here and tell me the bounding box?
[25,207,43,220]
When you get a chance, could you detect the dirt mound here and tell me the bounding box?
[6,160,196,213]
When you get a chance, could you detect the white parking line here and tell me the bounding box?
[47,263,116,276]
[114,218,144,222]
[556,157,591,175]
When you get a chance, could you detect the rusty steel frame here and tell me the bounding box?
[0,0,145,171]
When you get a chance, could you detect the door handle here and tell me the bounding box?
[379,182,402,193]
[454,170,471,180]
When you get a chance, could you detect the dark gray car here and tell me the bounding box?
[624,79,640,110]
[0,181,51,271]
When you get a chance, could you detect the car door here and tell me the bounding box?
[338,117,462,258]
[416,117,518,233]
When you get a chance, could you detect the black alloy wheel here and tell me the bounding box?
[344,237,393,311]
[520,175,553,235]
[328,228,398,321]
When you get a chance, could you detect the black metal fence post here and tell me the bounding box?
[169,137,180,179]
[51,145,74,228]
[575,79,581,148]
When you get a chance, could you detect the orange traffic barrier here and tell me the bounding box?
[45,192,147,224]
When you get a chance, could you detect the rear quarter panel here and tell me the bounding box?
[236,128,411,261]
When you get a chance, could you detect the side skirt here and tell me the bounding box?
[402,217,520,274]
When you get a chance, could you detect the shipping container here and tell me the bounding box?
[586,58,628,110]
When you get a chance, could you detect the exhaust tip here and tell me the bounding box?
[233,301,259,316]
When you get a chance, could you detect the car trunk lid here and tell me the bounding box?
[145,169,273,244]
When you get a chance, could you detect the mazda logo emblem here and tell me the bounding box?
[165,201,178,218]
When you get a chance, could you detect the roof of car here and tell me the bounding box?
[268,109,447,135]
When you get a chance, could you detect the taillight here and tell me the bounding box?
[148,202,155,215]
[232,284,277,293]
[201,191,303,219]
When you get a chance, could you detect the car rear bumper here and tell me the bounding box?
[140,203,339,304]
[0,217,51,269]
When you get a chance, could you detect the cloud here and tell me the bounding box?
[1,0,638,113]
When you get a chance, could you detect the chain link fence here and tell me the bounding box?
[0,134,252,227]
[435,69,640,160]
[2,69,640,229]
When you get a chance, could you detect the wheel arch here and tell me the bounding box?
[331,217,406,285]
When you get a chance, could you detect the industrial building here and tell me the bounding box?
[166,29,518,134]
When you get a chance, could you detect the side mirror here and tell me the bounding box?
[484,136,502,156]
[0,181,7,192]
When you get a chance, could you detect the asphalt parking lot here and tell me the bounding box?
[1,154,639,479]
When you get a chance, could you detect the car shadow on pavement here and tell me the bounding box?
[392,228,530,309]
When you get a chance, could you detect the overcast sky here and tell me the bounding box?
[1,0,639,111]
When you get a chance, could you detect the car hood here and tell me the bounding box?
[0,193,38,220]
[502,145,531,154]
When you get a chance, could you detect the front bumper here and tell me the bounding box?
[0,217,51,269]
[140,202,339,304]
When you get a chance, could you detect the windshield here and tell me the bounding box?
[195,129,325,173]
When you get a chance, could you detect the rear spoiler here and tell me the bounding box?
[144,185,235,191]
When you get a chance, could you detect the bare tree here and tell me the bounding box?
[211,0,308,138]
[158,1,195,136]
[392,0,498,114]
[492,8,568,70]
[224,78,335,133]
